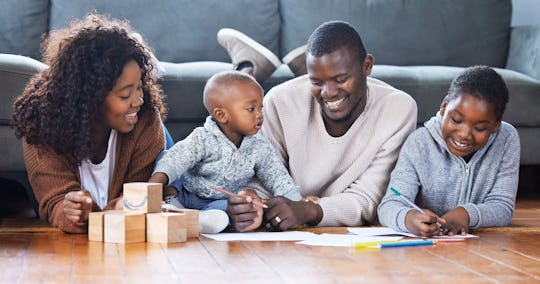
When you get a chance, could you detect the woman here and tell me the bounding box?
[11,14,166,233]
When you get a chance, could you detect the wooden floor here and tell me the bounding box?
[1,199,539,283]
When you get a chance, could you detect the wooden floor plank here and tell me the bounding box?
[72,236,124,279]
[18,232,73,283]
[198,237,284,282]
[0,233,32,283]
[428,241,537,283]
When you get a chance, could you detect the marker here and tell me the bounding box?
[210,186,268,208]
[390,187,442,228]
[354,240,401,249]
[355,240,435,248]
[390,187,426,214]
[378,240,435,248]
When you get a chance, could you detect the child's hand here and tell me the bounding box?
[405,209,445,237]
[227,188,264,232]
[440,207,470,235]
[241,190,264,232]
[302,196,320,204]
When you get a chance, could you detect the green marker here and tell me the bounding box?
[390,187,442,228]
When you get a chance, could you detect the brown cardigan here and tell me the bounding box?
[23,110,165,233]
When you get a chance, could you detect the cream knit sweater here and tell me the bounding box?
[261,75,417,226]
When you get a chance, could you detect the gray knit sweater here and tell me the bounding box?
[153,116,302,201]
[378,113,520,232]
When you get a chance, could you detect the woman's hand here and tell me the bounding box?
[264,196,323,231]
[404,209,446,237]
[63,190,94,227]
[440,207,470,235]
[227,189,265,232]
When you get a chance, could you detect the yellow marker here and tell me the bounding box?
[354,240,401,249]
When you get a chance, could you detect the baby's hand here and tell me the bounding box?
[227,188,264,232]
[302,196,320,204]
[405,209,445,237]
[240,189,264,231]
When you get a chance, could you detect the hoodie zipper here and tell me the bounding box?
[464,161,471,202]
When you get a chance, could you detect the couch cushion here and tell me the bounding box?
[279,0,511,67]
[0,54,47,122]
[506,25,540,82]
[0,54,47,171]
[371,65,540,127]
[0,0,49,59]
[49,0,280,63]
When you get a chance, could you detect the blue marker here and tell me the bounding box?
[378,240,435,248]
[355,240,435,249]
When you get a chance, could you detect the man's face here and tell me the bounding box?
[307,46,372,131]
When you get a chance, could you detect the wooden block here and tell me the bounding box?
[161,207,199,238]
[146,213,187,243]
[88,211,105,241]
[103,211,146,244]
[123,182,162,214]
[179,209,199,238]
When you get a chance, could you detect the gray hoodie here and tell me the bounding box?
[378,113,520,232]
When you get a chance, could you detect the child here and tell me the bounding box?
[150,70,302,233]
[377,65,520,237]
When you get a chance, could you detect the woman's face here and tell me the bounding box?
[100,60,144,134]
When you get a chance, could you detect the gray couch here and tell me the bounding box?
[1,0,539,203]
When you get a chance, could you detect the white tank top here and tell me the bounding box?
[78,130,117,209]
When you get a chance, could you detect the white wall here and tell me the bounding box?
[512,0,540,26]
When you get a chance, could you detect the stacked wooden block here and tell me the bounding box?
[88,182,199,243]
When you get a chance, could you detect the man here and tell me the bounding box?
[224,21,417,231]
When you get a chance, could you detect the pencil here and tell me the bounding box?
[427,238,466,242]
[210,186,268,208]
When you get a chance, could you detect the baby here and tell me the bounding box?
[150,70,302,233]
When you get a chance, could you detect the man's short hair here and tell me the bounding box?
[307,21,367,62]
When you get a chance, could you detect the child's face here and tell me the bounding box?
[221,82,264,137]
[439,92,500,160]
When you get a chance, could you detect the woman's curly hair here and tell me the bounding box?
[12,14,166,164]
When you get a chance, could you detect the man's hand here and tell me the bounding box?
[264,196,323,231]
[63,190,94,227]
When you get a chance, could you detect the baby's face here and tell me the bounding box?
[223,83,264,137]
[439,92,500,160]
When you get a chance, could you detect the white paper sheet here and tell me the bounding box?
[347,227,478,239]
[296,233,403,247]
[201,231,316,241]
